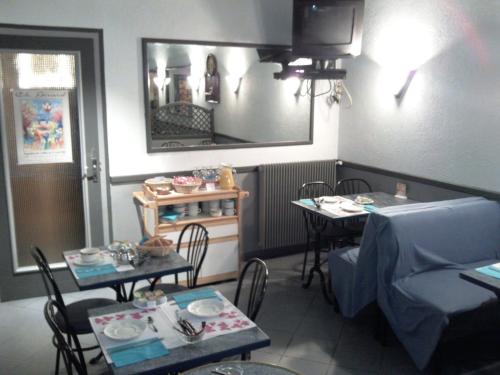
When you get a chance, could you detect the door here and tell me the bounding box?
[0,26,109,300]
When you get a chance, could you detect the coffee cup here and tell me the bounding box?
[209,208,222,217]
[80,247,100,263]
[188,207,201,217]
[221,199,235,209]
[223,208,236,216]
[208,200,220,210]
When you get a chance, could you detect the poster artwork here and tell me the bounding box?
[13,89,73,165]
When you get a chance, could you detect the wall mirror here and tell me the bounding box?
[142,39,314,152]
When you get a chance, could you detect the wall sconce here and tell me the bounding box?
[227,75,243,94]
[187,75,201,93]
[394,70,417,100]
[153,76,171,92]
[294,79,305,97]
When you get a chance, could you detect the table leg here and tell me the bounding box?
[302,230,335,305]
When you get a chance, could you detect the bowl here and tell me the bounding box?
[172,179,202,194]
[80,247,100,263]
[145,177,173,192]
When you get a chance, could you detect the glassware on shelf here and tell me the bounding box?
[219,163,236,190]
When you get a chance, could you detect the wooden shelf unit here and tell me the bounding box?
[133,187,249,285]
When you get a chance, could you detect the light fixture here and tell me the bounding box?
[394,69,417,100]
[187,75,200,93]
[288,58,313,66]
[227,75,243,94]
[294,79,305,97]
[153,76,171,92]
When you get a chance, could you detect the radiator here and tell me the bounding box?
[258,160,337,249]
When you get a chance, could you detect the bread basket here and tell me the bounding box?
[172,176,202,194]
[136,236,175,257]
[145,177,173,192]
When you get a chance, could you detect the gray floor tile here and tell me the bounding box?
[258,328,294,355]
[280,355,330,375]
[326,363,377,375]
[250,350,282,365]
[284,334,336,364]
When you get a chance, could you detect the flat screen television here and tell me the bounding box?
[292,0,364,59]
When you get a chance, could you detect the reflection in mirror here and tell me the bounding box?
[143,39,314,152]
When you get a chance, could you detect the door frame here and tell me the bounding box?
[0,24,112,299]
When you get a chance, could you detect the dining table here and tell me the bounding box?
[182,360,301,374]
[87,287,271,374]
[291,191,416,305]
[63,248,193,302]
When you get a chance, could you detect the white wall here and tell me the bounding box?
[339,0,500,192]
[0,0,339,177]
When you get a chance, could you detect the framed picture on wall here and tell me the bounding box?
[12,89,73,165]
[205,53,220,104]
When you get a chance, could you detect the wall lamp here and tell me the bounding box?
[227,75,243,94]
[187,75,201,93]
[153,76,171,92]
[394,69,417,100]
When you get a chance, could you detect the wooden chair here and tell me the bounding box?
[31,246,118,373]
[44,299,88,375]
[136,223,209,294]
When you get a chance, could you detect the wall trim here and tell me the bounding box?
[340,161,500,201]
[110,165,259,185]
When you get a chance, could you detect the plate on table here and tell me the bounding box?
[187,299,225,318]
[354,196,374,205]
[73,255,106,267]
[340,202,364,213]
[103,319,147,341]
[320,196,340,203]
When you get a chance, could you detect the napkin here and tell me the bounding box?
[74,263,117,279]
[476,265,500,280]
[363,205,378,213]
[109,338,169,367]
[173,289,221,309]
[299,198,316,206]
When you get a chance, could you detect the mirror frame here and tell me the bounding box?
[142,38,315,153]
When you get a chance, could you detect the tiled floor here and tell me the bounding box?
[1,254,500,374]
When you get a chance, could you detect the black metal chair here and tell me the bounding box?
[136,223,209,294]
[335,178,372,196]
[335,178,373,238]
[31,246,118,374]
[298,181,351,280]
[234,258,269,360]
[44,299,88,375]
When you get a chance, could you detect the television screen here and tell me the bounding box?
[293,0,364,59]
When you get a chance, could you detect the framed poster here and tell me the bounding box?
[13,89,73,165]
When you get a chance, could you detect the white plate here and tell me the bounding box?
[340,202,364,213]
[354,196,374,205]
[187,299,225,318]
[320,196,340,203]
[73,255,106,267]
[103,319,147,341]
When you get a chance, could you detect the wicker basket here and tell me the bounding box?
[136,237,175,257]
[145,177,173,192]
[172,182,202,194]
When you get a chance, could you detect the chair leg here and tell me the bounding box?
[89,350,104,365]
[301,235,310,280]
[55,347,61,375]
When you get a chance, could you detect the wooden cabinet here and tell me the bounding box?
[133,187,249,284]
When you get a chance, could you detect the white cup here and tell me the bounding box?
[221,199,235,209]
[80,247,100,263]
[208,200,220,210]
[188,207,201,217]
[209,208,222,217]
[223,208,236,216]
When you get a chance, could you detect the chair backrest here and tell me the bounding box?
[298,181,335,233]
[176,223,209,288]
[44,300,87,375]
[234,258,269,322]
[335,178,372,196]
[31,246,65,308]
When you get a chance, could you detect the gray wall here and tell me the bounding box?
[338,0,500,193]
